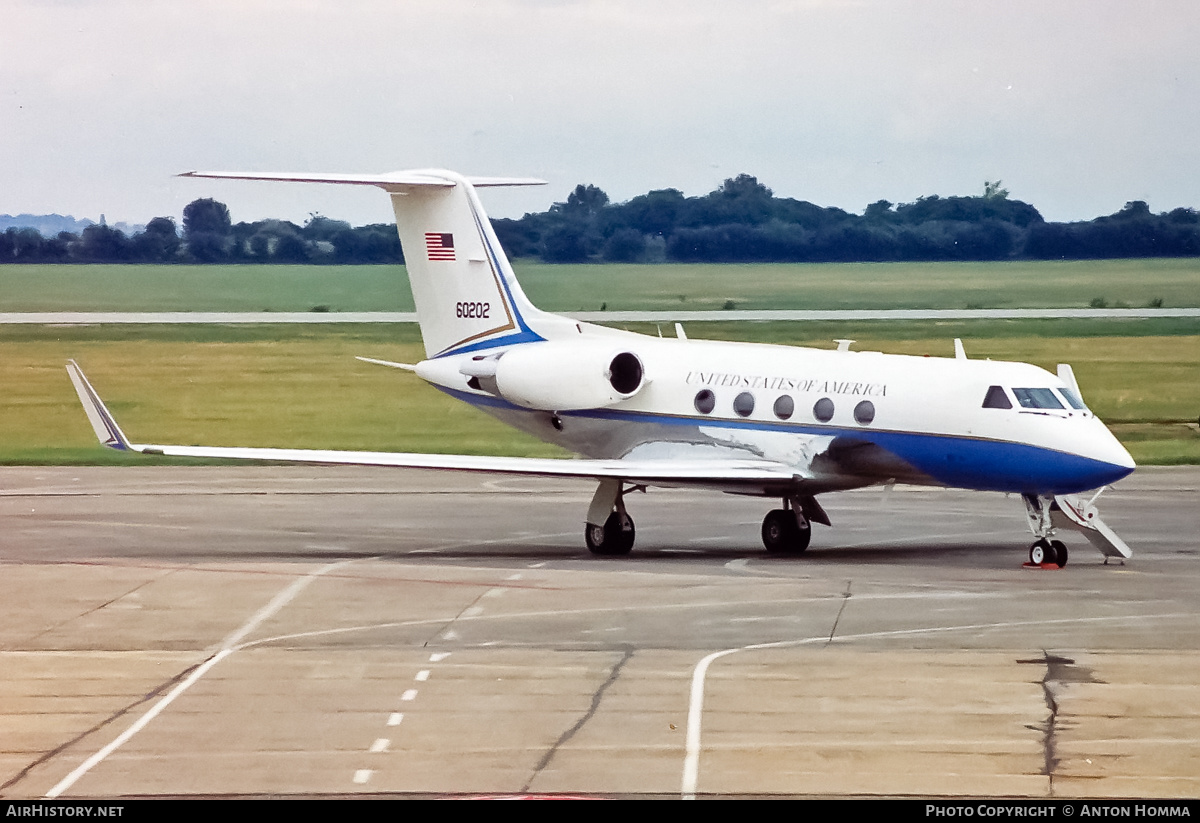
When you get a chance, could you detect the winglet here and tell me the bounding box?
[65,360,132,450]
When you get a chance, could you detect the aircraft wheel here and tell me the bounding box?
[762,509,811,554]
[585,512,634,556]
[1029,539,1058,565]
[1050,539,1068,567]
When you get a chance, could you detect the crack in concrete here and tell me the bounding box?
[826,580,853,644]
[523,646,634,792]
[0,662,200,796]
[1018,651,1101,794]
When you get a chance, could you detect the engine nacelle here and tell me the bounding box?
[489,342,646,411]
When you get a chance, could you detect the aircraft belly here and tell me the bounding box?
[862,430,1134,494]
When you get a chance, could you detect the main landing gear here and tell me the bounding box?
[585,511,635,556]
[761,494,829,555]
[584,478,636,556]
[761,508,811,554]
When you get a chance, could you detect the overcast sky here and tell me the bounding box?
[4,0,1198,228]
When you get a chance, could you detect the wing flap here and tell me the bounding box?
[130,443,798,484]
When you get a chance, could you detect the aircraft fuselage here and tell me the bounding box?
[416,331,1135,498]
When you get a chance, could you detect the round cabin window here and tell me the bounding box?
[733,391,755,417]
[773,395,794,420]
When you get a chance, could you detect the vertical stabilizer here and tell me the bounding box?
[387,170,551,357]
[179,168,563,358]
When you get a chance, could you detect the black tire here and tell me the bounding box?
[1030,539,1057,565]
[762,509,811,554]
[585,512,634,556]
[1050,539,1068,567]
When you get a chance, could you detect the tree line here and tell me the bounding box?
[4,176,1198,264]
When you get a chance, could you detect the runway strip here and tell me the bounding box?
[3,308,1198,324]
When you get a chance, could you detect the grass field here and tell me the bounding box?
[3,259,1196,464]
[3,258,1199,312]
[4,322,1197,466]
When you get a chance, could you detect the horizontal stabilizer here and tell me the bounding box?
[355,356,416,371]
[179,170,546,192]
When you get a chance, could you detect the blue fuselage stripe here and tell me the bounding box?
[439,386,1132,494]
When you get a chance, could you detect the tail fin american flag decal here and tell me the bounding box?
[425,232,455,261]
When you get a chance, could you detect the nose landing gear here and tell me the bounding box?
[1023,495,1072,567]
[1028,537,1069,567]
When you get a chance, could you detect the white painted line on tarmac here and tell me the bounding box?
[44,559,352,799]
[429,652,451,662]
[369,738,389,753]
[680,610,1198,799]
[353,770,373,784]
[388,713,404,726]
[401,689,418,701]
[415,670,430,681]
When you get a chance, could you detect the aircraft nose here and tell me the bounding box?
[1094,423,1136,482]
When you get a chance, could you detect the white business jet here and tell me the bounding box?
[67,169,1136,565]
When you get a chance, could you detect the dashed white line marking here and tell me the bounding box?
[401,689,418,701]
[388,713,404,726]
[353,769,373,784]
[483,588,505,598]
[415,669,430,682]
[506,573,524,580]
[429,652,451,662]
[369,738,389,753]
[463,606,485,617]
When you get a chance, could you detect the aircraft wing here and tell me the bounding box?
[66,361,800,489]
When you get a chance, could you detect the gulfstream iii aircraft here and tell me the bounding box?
[67,169,1136,565]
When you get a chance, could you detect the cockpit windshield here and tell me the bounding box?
[1058,387,1088,410]
[1012,388,1065,410]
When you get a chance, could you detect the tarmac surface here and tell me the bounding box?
[1,465,1198,798]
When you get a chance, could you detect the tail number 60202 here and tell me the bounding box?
[456,301,490,319]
